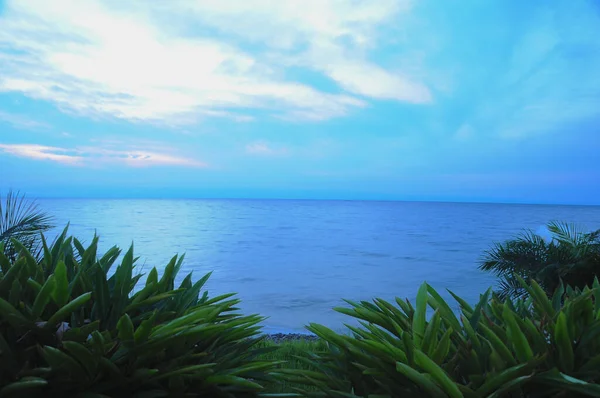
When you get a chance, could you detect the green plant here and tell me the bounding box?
[0,190,53,262]
[480,221,600,300]
[0,228,282,397]
[257,338,328,394]
[297,279,600,397]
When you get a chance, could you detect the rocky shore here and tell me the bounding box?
[265,332,319,344]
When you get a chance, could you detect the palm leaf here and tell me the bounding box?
[0,190,53,261]
[547,221,585,246]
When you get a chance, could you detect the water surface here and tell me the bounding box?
[39,199,600,333]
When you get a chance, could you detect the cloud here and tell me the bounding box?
[289,41,432,103]
[0,0,427,124]
[317,60,432,103]
[245,142,289,156]
[0,144,82,164]
[167,0,431,103]
[0,111,49,130]
[0,143,206,167]
[172,0,407,47]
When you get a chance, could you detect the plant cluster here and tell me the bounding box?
[0,229,280,397]
[295,279,600,397]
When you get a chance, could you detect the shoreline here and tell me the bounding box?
[264,332,319,344]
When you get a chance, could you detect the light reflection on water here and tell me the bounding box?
[39,199,600,333]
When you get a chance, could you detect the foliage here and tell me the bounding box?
[296,278,600,397]
[0,228,282,397]
[0,190,53,262]
[257,338,328,394]
[480,221,600,300]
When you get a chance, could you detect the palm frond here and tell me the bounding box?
[0,190,53,260]
[496,278,524,301]
[479,229,548,276]
[587,229,600,242]
[547,220,586,246]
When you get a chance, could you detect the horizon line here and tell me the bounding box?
[29,196,600,207]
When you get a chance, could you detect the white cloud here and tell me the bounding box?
[79,147,207,167]
[0,144,82,164]
[0,0,429,125]
[170,0,408,47]
[319,59,431,102]
[0,111,49,130]
[245,141,289,156]
[0,143,206,167]
[290,41,432,103]
[169,0,431,103]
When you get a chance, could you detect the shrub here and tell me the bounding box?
[480,221,600,300]
[297,279,600,397]
[0,228,280,397]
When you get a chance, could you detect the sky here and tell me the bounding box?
[0,0,599,205]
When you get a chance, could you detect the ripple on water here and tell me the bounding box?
[39,199,600,330]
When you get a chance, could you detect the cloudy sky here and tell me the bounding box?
[0,0,599,204]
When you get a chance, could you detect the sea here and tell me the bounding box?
[38,199,600,334]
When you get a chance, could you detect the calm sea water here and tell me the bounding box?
[38,199,600,333]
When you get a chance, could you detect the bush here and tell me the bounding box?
[0,228,280,397]
[480,221,600,300]
[297,279,600,397]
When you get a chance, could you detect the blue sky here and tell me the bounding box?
[0,0,599,204]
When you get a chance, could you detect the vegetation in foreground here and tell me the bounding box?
[0,229,281,397]
[1,194,600,397]
[4,232,599,397]
[296,279,600,397]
